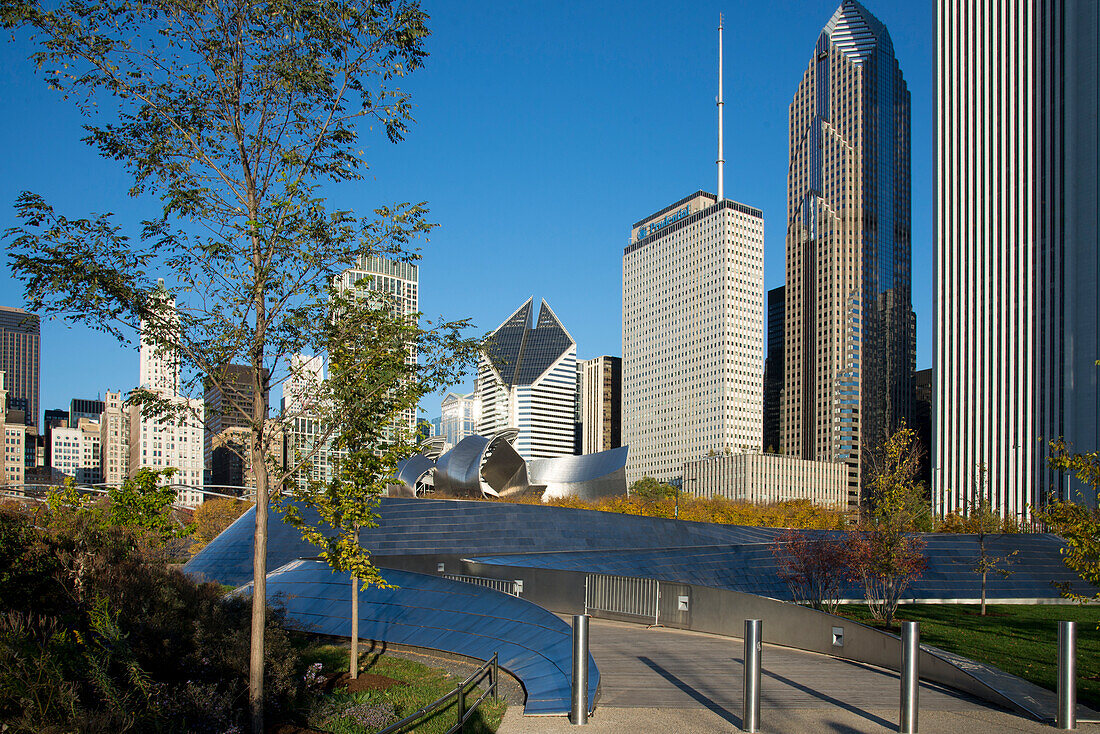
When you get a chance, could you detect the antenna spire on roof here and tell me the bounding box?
[717,14,725,202]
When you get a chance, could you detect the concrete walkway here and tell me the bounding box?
[497,618,1063,734]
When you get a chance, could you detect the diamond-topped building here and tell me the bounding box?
[477,298,578,461]
[783,0,913,507]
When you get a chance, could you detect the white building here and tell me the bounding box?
[934,0,1100,515]
[440,391,479,450]
[129,284,205,505]
[477,298,577,460]
[51,418,102,485]
[623,191,765,483]
[0,371,26,487]
[683,453,847,508]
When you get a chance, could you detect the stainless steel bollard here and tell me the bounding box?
[571,614,590,725]
[900,621,919,733]
[743,619,762,733]
[1058,620,1077,730]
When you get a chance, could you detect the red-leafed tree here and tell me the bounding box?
[772,529,848,613]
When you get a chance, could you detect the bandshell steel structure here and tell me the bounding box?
[392,430,626,501]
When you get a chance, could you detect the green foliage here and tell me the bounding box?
[848,424,927,625]
[0,504,305,733]
[1,0,459,725]
[836,603,1100,709]
[107,468,193,540]
[629,476,678,500]
[282,289,477,590]
[1039,438,1100,606]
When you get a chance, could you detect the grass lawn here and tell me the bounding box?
[298,643,508,733]
[835,603,1100,710]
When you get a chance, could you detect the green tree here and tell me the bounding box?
[281,288,475,679]
[1037,439,1100,606]
[2,1,444,728]
[847,423,927,626]
[629,476,677,500]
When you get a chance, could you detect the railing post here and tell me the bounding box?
[743,619,762,733]
[492,653,500,700]
[456,682,465,733]
[1058,621,1077,730]
[900,621,919,733]
[571,614,590,725]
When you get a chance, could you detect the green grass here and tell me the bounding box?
[835,604,1100,709]
[299,643,508,733]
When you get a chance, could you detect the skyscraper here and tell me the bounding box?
[783,0,912,507]
[335,255,419,435]
[935,0,1100,514]
[579,356,622,455]
[623,193,766,484]
[623,21,766,485]
[129,284,205,503]
[0,306,40,429]
[477,298,577,460]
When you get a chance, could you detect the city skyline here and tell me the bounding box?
[0,1,935,422]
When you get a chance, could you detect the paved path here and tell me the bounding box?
[497,617,1065,733]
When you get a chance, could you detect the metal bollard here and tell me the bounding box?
[900,621,919,733]
[743,619,762,733]
[1058,621,1077,730]
[571,614,590,725]
[456,681,465,732]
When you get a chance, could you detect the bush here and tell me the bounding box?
[0,504,304,733]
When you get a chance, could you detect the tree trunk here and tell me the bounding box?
[249,467,268,733]
[981,569,987,616]
[350,575,359,679]
[248,233,268,733]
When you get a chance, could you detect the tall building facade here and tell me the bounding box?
[205,364,269,487]
[99,391,130,485]
[439,391,479,449]
[623,192,765,484]
[0,372,27,487]
[335,255,419,435]
[763,287,785,454]
[129,285,205,504]
[935,0,1100,515]
[0,307,40,429]
[477,298,577,460]
[783,1,912,507]
[579,356,621,455]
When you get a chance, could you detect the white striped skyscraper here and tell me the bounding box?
[935,0,1100,516]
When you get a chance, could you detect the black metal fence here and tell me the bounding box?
[375,652,500,734]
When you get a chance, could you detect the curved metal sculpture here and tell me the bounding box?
[391,454,437,497]
[529,445,628,501]
[433,435,494,497]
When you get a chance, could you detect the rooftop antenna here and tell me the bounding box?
[717,14,725,202]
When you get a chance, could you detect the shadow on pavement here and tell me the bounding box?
[761,667,896,730]
[637,656,742,728]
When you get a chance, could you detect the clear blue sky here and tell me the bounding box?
[0,0,934,423]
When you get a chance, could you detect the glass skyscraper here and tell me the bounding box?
[783,0,912,507]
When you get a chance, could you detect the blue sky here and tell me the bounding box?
[0,0,934,422]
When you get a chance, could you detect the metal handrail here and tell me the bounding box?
[374,652,500,734]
